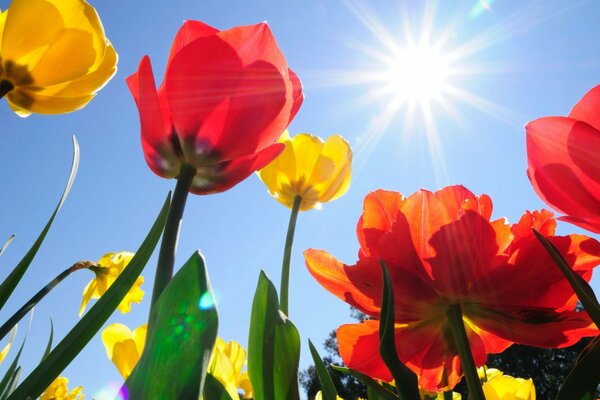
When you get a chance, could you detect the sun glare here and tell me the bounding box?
[382,45,450,104]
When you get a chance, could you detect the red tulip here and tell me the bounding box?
[305,186,600,391]
[526,85,600,233]
[127,21,303,194]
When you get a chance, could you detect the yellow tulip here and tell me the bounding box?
[482,372,536,400]
[79,252,143,316]
[40,376,84,400]
[206,338,253,400]
[0,0,117,116]
[258,132,352,211]
[101,323,147,379]
[419,387,462,399]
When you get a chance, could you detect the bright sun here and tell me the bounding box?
[382,45,450,104]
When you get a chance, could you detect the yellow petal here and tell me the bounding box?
[116,276,144,314]
[78,279,98,316]
[238,372,253,399]
[208,347,240,400]
[258,132,298,208]
[40,376,84,400]
[483,374,536,400]
[291,133,324,187]
[309,134,352,204]
[102,323,146,380]
[2,0,105,80]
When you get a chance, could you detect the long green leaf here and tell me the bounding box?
[0,136,79,311]
[125,251,218,399]
[6,194,170,400]
[203,373,235,400]
[379,262,420,400]
[0,235,15,258]
[308,339,338,400]
[0,368,20,400]
[556,335,600,400]
[248,271,301,400]
[330,366,398,400]
[533,229,600,326]
[0,327,22,400]
[41,317,53,361]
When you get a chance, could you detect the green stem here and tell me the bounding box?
[149,164,195,307]
[443,391,454,400]
[279,195,302,316]
[446,304,485,400]
[0,261,92,342]
[0,80,14,99]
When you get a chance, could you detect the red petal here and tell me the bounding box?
[288,67,304,122]
[569,84,600,131]
[211,60,288,160]
[426,211,505,295]
[165,35,243,144]
[357,190,405,257]
[559,215,600,234]
[473,306,597,348]
[217,22,286,68]
[167,20,219,64]
[126,56,178,177]
[337,321,392,382]
[434,185,478,219]
[304,250,382,316]
[526,117,600,218]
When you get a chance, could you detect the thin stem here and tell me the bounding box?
[443,391,454,400]
[279,195,302,316]
[0,80,14,99]
[446,303,485,400]
[0,261,92,342]
[149,164,195,307]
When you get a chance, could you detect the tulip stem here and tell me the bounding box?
[280,195,302,316]
[446,304,485,400]
[150,164,195,308]
[0,80,13,99]
[0,261,93,342]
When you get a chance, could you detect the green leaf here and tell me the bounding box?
[0,329,23,400]
[0,136,79,311]
[533,229,600,326]
[0,235,15,258]
[6,194,170,400]
[248,271,301,400]
[330,366,398,400]
[125,251,218,399]
[203,373,235,400]
[0,367,20,400]
[379,262,420,400]
[41,317,53,361]
[556,335,600,400]
[308,339,338,400]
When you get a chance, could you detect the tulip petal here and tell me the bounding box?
[126,56,179,178]
[165,35,243,144]
[212,60,288,160]
[288,68,303,122]
[526,117,600,220]
[357,190,405,258]
[102,323,133,360]
[217,22,286,67]
[309,135,352,204]
[569,84,600,132]
[304,250,382,315]
[166,20,219,65]
[337,321,392,382]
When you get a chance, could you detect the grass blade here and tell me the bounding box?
[0,136,79,311]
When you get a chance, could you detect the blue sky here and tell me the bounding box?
[1,0,600,398]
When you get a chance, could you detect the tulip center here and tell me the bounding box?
[0,79,14,99]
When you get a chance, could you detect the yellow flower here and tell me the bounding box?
[482,372,536,400]
[101,323,147,379]
[0,0,117,116]
[79,252,143,316]
[478,366,504,382]
[40,376,84,400]
[258,132,352,211]
[206,338,253,400]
